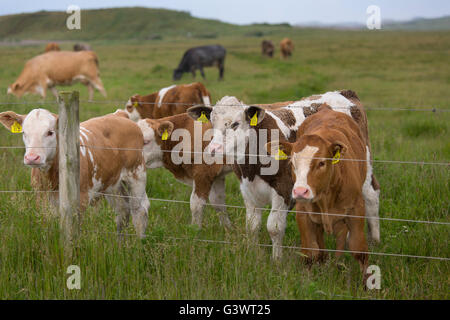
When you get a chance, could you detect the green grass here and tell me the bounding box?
[0,27,449,299]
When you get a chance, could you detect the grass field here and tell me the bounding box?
[0,28,448,299]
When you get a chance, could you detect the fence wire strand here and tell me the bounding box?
[0,144,448,166]
[0,100,449,112]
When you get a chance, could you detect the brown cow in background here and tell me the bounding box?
[44,42,60,52]
[124,82,211,121]
[280,38,294,58]
[261,40,274,57]
[7,51,107,100]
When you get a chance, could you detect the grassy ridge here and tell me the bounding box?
[0,28,448,299]
[0,7,291,41]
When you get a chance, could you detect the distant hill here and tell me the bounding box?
[295,16,450,31]
[384,16,450,31]
[0,7,291,41]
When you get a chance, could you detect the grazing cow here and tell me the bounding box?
[0,110,149,237]
[280,38,294,58]
[266,105,370,283]
[7,51,107,101]
[261,40,275,57]
[45,42,60,52]
[136,113,233,230]
[73,43,92,51]
[173,45,226,81]
[124,82,211,122]
[187,91,380,259]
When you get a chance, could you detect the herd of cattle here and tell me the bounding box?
[262,38,294,58]
[1,38,380,286]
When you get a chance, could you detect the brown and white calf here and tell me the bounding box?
[267,105,370,281]
[7,51,107,101]
[187,91,380,260]
[0,109,149,237]
[136,113,232,229]
[124,82,211,121]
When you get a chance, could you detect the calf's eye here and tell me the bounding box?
[318,161,325,167]
[231,122,239,129]
[47,130,54,137]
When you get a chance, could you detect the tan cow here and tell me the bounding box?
[7,51,107,101]
[0,109,149,237]
[136,113,233,230]
[45,42,60,52]
[280,38,294,58]
[124,82,211,121]
[267,105,369,284]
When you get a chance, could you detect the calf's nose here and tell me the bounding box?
[293,187,310,199]
[24,154,41,164]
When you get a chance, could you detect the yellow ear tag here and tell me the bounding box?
[275,148,288,160]
[250,113,258,126]
[332,150,340,164]
[198,111,209,123]
[133,102,139,108]
[161,129,168,141]
[11,121,22,133]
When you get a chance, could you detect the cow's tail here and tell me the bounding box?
[197,82,211,106]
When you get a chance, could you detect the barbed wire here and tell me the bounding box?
[0,144,448,166]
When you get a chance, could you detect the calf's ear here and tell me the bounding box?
[0,111,26,131]
[187,106,212,121]
[330,141,347,158]
[157,121,174,139]
[265,140,293,157]
[245,106,265,125]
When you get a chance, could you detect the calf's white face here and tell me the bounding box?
[187,97,265,163]
[22,109,58,169]
[137,119,164,168]
[291,145,319,201]
[209,105,251,159]
[0,109,58,170]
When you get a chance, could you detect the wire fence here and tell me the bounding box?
[1,188,449,262]
[0,98,448,263]
[0,99,449,112]
[0,145,449,166]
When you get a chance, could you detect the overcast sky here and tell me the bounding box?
[1,0,449,25]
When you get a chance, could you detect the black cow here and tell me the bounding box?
[173,45,226,81]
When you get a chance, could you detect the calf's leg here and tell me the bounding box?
[267,191,288,261]
[124,167,149,239]
[345,201,369,286]
[208,175,233,230]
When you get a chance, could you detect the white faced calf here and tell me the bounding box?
[0,109,149,238]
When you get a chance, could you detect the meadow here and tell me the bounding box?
[0,28,448,299]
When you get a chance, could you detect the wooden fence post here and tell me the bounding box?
[58,91,80,246]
